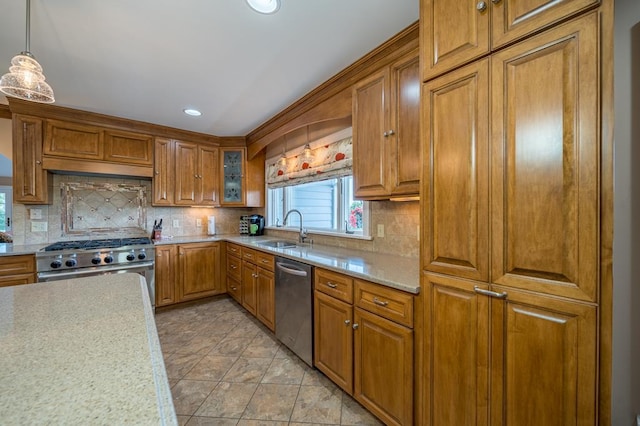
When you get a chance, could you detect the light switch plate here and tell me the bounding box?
[377,224,385,238]
[172,219,180,228]
[196,219,202,227]
[31,221,47,232]
[29,209,43,220]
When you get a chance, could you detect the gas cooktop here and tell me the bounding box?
[42,237,152,252]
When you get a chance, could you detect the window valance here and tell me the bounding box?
[266,136,352,188]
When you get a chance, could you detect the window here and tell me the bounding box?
[267,176,368,237]
[0,186,12,234]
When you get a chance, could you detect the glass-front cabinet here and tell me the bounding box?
[220,148,245,206]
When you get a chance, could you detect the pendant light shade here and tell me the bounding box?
[0,0,54,103]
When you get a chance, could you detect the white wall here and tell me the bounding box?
[613,0,640,423]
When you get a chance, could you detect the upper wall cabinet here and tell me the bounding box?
[220,148,264,208]
[421,0,599,80]
[174,140,219,206]
[12,115,53,204]
[352,50,420,200]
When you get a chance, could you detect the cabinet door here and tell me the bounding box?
[155,245,177,307]
[352,68,389,199]
[12,115,51,204]
[174,141,198,205]
[422,273,489,426]
[314,291,353,393]
[256,267,275,331]
[421,0,490,81]
[489,287,597,426]
[197,144,219,206]
[0,274,35,287]
[44,119,103,160]
[220,148,245,206]
[104,129,153,165]
[389,52,421,196]
[422,59,490,282]
[227,276,242,304]
[152,138,174,206]
[490,14,599,302]
[242,260,258,315]
[353,307,413,426]
[491,0,600,49]
[179,242,223,301]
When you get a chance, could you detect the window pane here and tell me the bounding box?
[343,176,363,232]
[287,179,337,230]
[0,192,5,232]
[267,187,284,226]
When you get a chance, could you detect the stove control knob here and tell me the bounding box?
[65,258,77,267]
[50,260,62,269]
[91,257,102,265]
[137,250,146,260]
[104,254,114,264]
[126,252,136,261]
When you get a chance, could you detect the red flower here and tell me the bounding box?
[277,170,284,176]
[302,162,310,169]
[335,152,345,161]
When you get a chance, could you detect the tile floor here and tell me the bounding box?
[155,296,384,426]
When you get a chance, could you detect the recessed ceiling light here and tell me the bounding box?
[183,108,202,117]
[246,0,280,14]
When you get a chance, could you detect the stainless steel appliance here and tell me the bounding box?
[275,256,314,366]
[36,237,155,306]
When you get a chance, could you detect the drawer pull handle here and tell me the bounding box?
[231,286,237,291]
[373,297,389,307]
[262,259,269,263]
[474,286,508,299]
[230,265,237,269]
[344,320,351,326]
[326,282,338,289]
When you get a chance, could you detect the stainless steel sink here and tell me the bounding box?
[257,240,297,249]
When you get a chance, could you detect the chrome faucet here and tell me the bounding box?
[283,209,308,243]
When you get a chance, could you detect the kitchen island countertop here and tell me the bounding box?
[0,273,176,425]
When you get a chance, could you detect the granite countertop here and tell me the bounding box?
[0,273,177,425]
[0,242,47,256]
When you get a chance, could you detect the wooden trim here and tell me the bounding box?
[246,21,419,154]
[41,156,154,178]
[7,97,246,147]
[0,104,10,119]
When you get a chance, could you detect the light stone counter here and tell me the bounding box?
[0,273,177,425]
[0,242,47,256]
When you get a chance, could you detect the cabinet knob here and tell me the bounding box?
[157,253,162,257]
[35,160,42,165]
[231,286,237,291]
[344,320,351,326]
[352,323,359,330]
[155,171,160,175]
[476,1,487,11]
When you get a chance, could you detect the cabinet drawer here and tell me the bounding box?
[0,254,35,276]
[227,276,242,303]
[242,248,256,261]
[0,274,36,287]
[227,242,242,257]
[255,251,274,271]
[315,268,353,304]
[227,254,242,282]
[355,279,414,328]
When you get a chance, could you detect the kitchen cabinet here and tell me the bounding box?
[12,114,52,204]
[175,140,219,206]
[313,268,414,426]
[420,10,604,425]
[154,242,223,306]
[421,0,599,80]
[220,148,265,207]
[103,129,153,166]
[226,243,242,303]
[352,50,420,200]
[241,259,258,315]
[0,254,36,287]
[254,251,275,331]
[152,137,174,206]
[155,244,177,307]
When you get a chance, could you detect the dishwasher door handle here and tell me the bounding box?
[276,262,308,277]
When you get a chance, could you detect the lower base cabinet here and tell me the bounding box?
[0,254,36,287]
[314,268,415,426]
[155,242,223,307]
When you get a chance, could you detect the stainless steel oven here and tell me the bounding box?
[36,238,156,307]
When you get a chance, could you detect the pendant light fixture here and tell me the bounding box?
[0,0,55,103]
[278,136,288,167]
[302,126,314,161]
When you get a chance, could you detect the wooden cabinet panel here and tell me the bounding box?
[256,267,275,331]
[44,119,103,160]
[422,59,490,282]
[315,268,353,303]
[242,260,258,315]
[389,54,421,196]
[179,242,223,301]
[227,254,242,282]
[489,287,597,425]
[0,274,35,287]
[491,0,599,49]
[227,243,242,257]
[220,148,245,206]
[197,144,219,206]
[12,115,51,204]
[104,130,153,165]
[421,0,490,81]
[490,14,599,302]
[314,290,353,393]
[423,273,489,426]
[152,137,174,206]
[255,251,274,271]
[353,69,388,198]
[354,280,414,328]
[0,254,36,287]
[155,245,177,307]
[174,141,198,205]
[354,307,413,426]
[227,276,242,303]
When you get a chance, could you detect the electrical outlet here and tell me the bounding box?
[29,209,43,219]
[172,219,180,228]
[377,224,385,238]
[31,221,47,232]
[196,218,202,227]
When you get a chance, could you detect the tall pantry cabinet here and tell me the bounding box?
[418,1,613,425]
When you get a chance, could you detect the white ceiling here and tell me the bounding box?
[0,0,419,136]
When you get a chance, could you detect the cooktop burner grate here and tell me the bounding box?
[43,237,152,252]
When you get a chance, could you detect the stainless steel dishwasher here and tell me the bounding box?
[275,256,314,367]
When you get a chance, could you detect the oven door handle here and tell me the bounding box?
[37,262,154,280]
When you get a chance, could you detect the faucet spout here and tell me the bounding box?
[283,209,308,243]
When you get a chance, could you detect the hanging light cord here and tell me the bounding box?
[25,0,31,53]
